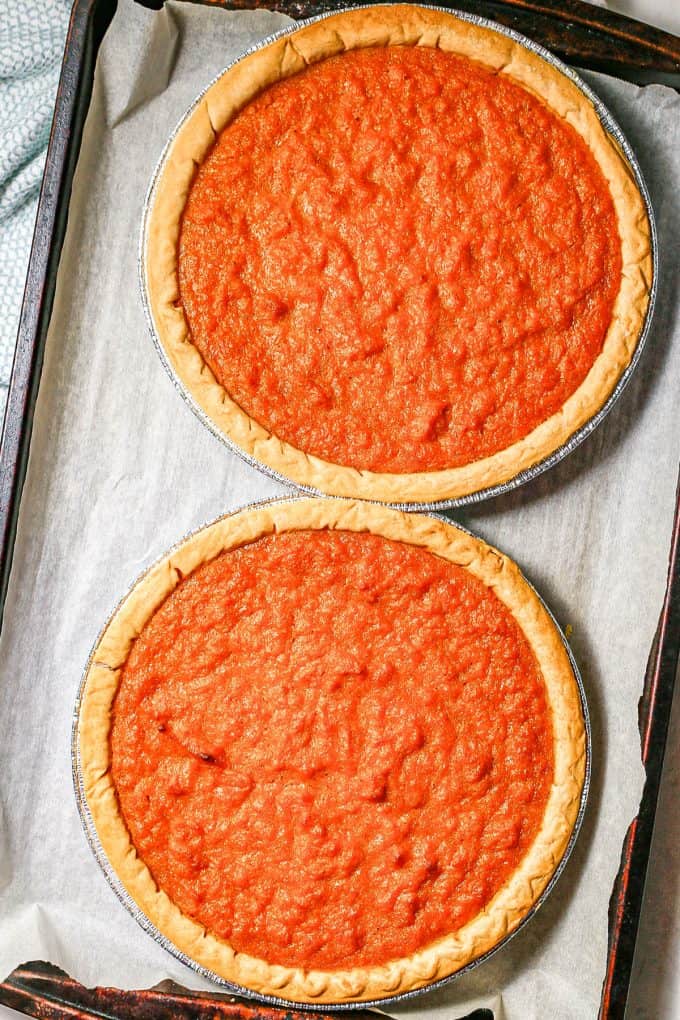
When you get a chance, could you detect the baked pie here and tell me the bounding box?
[78,498,587,1002]
[143,4,652,504]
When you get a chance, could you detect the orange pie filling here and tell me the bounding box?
[111,529,554,971]
[178,45,622,474]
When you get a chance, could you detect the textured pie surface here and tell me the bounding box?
[111,529,553,971]
[145,5,652,502]
[79,498,587,1002]
[179,45,622,474]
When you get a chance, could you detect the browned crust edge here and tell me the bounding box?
[79,497,587,1003]
[143,4,652,505]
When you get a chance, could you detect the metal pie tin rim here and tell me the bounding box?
[72,493,592,1009]
[138,2,658,513]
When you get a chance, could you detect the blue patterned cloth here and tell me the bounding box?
[0,1,70,417]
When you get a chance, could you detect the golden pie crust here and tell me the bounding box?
[143,4,652,505]
[78,497,587,1003]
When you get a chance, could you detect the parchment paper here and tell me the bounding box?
[0,3,679,1017]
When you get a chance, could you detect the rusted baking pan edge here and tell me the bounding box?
[599,466,680,1018]
[0,962,494,1020]
[134,0,680,81]
[0,0,118,628]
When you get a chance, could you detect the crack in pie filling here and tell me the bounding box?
[144,5,652,504]
[78,499,587,1003]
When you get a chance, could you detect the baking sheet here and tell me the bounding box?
[0,2,679,1018]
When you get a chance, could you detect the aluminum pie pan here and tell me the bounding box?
[72,493,592,1010]
[139,4,658,514]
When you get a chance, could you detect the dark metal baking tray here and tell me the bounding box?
[1,1,679,1019]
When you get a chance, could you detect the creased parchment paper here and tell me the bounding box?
[0,3,679,1017]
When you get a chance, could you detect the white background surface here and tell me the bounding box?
[1,0,679,1017]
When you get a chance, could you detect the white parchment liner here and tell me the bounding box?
[0,2,679,1018]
